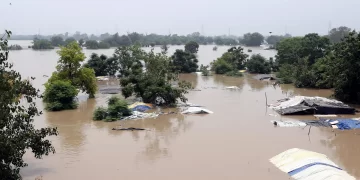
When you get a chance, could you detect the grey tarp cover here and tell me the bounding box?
[270,96,355,115]
[253,74,277,81]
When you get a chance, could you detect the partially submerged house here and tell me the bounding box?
[269,96,355,115]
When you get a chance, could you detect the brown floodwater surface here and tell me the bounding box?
[8,42,360,180]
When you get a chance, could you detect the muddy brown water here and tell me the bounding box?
[7,41,360,180]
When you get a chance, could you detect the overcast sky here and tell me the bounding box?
[1,0,359,36]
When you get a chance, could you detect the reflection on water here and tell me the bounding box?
[9,43,360,180]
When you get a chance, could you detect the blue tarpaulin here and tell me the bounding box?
[328,119,360,130]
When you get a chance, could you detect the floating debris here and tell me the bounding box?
[271,120,307,127]
[96,76,109,81]
[112,127,146,131]
[270,148,355,180]
[225,86,241,90]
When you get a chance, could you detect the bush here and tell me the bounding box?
[43,80,78,111]
[211,58,233,74]
[171,49,199,73]
[246,54,271,74]
[200,64,210,76]
[276,64,294,84]
[93,96,132,121]
[93,107,108,121]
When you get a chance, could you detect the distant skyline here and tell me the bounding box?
[1,0,360,36]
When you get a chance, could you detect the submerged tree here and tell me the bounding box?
[246,54,271,74]
[211,46,248,75]
[241,32,264,46]
[0,30,58,179]
[184,41,199,53]
[328,26,352,44]
[83,53,108,76]
[46,42,97,99]
[118,45,191,105]
[171,49,199,73]
[332,31,360,103]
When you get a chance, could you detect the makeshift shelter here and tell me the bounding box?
[128,102,153,112]
[270,96,355,115]
[253,74,277,81]
[181,107,213,114]
[270,148,355,180]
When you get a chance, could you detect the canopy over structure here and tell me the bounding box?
[270,148,355,180]
[270,96,355,115]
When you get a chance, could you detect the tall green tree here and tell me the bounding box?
[332,31,360,103]
[0,30,58,179]
[83,53,108,76]
[50,36,64,46]
[241,32,264,46]
[246,54,271,74]
[171,49,199,73]
[46,42,97,98]
[328,26,351,44]
[184,41,199,53]
[266,35,287,46]
[32,39,54,50]
[118,45,191,105]
[211,46,248,75]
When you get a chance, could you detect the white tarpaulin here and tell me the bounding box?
[270,148,355,180]
[181,107,213,114]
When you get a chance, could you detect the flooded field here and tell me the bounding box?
[8,41,360,180]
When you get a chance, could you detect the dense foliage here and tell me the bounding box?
[0,30,58,179]
[43,80,78,111]
[240,32,264,46]
[211,46,248,75]
[199,64,210,76]
[7,44,22,50]
[93,96,131,121]
[332,32,360,103]
[246,54,271,74]
[85,40,110,49]
[274,28,360,103]
[117,45,192,105]
[83,53,118,76]
[328,26,351,44]
[51,36,64,46]
[266,35,289,46]
[184,41,199,53]
[32,38,54,49]
[171,49,199,73]
[45,42,97,104]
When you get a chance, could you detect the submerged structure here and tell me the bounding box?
[270,96,355,115]
[270,148,355,180]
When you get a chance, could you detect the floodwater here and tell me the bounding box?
[7,40,360,180]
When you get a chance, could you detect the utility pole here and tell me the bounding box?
[228,28,230,36]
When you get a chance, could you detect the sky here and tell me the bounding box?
[1,0,359,36]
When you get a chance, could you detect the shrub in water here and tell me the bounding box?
[93,107,108,121]
[43,80,78,111]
